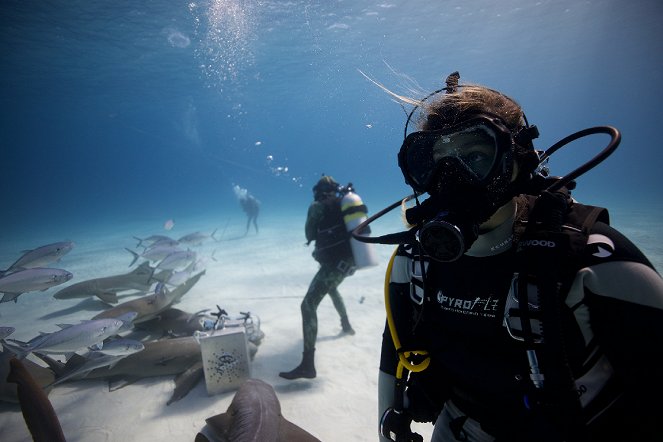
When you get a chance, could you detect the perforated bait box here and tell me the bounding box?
[198,327,251,395]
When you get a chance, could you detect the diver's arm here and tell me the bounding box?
[305,202,324,243]
[379,360,398,442]
[572,223,663,438]
[378,248,426,441]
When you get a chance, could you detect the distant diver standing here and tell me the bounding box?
[279,175,376,380]
[233,184,260,235]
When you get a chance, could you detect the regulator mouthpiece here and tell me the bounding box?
[416,210,478,262]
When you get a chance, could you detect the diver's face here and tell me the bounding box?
[432,133,497,182]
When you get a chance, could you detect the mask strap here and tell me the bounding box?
[402,71,459,139]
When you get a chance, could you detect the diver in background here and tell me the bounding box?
[279,175,356,380]
[375,73,663,441]
[233,184,260,235]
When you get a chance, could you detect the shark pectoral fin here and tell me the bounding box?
[64,354,88,370]
[279,417,323,442]
[96,291,119,304]
[189,309,211,323]
[107,357,125,370]
[1,292,20,303]
[205,412,233,438]
[134,261,152,275]
[108,376,140,392]
[168,361,204,405]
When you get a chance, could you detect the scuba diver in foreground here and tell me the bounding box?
[366,73,663,441]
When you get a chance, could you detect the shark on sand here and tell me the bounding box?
[0,348,55,404]
[37,335,206,404]
[39,335,203,394]
[92,270,206,324]
[43,338,145,387]
[52,261,168,304]
[195,378,321,442]
[6,357,66,442]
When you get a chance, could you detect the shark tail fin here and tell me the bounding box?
[133,236,144,248]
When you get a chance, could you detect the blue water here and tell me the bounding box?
[1,2,662,439]
[2,0,662,240]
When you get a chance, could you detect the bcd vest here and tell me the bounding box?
[313,196,353,265]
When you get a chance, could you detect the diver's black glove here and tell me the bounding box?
[380,408,424,442]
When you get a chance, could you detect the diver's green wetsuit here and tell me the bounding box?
[301,196,355,352]
[279,182,356,380]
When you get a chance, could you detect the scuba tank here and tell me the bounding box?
[340,184,379,269]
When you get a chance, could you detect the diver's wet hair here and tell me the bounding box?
[420,85,524,133]
[412,74,539,179]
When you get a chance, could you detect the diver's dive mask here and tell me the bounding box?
[394,114,523,261]
[398,114,516,194]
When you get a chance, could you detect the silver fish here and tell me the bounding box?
[96,338,144,356]
[93,270,205,325]
[108,311,139,333]
[133,234,174,248]
[82,336,202,385]
[133,307,209,339]
[146,238,180,249]
[5,318,124,358]
[177,229,218,246]
[92,283,172,324]
[2,241,74,275]
[45,339,145,387]
[46,353,127,387]
[165,258,202,287]
[37,336,201,398]
[0,326,16,340]
[125,244,182,267]
[0,268,73,303]
[157,250,197,271]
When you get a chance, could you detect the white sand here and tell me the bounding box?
[0,213,433,442]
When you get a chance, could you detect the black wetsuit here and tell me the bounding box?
[240,195,259,234]
[378,196,663,441]
[299,194,355,352]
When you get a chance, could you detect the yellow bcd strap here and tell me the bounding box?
[384,246,430,378]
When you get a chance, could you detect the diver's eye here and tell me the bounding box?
[464,151,489,163]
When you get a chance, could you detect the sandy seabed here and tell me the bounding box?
[1,205,660,442]
[0,213,434,442]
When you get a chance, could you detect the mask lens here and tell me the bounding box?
[432,125,498,180]
[400,118,507,192]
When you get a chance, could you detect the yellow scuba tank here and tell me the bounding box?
[341,188,379,269]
